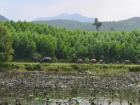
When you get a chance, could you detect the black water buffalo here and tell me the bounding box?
[90,59,96,64]
[40,57,52,63]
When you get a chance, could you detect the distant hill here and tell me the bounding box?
[101,17,140,31]
[0,15,8,21]
[34,19,96,30]
[35,13,95,23]
[34,17,140,31]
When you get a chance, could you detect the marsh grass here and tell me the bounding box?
[0,62,140,75]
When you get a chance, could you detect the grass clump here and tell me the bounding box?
[24,64,41,71]
[129,66,140,72]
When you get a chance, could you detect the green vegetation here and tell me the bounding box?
[35,17,140,31]
[0,25,13,63]
[1,62,140,75]
[0,21,140,63]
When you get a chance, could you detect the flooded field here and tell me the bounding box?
[0,71,140,105]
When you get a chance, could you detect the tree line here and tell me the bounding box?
[0,21,140,63]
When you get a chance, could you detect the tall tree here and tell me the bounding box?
[0,25,13,63]
[93,18,102,31]
[13,32,36,59]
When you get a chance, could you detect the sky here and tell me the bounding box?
[0,0,140,21]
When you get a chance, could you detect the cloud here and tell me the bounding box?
[0,0,140,21]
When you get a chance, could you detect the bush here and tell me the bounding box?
[33,52,42,59]
[71,64,80,70]
[85,58,90,63]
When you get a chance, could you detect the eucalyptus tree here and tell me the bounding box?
[0,24,13,63]
[93,18,102,31]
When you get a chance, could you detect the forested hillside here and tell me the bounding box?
[0,21,140,63]
[34,17,140,31]
[34,19,96,31]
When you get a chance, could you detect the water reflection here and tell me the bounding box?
[0,89,140,105]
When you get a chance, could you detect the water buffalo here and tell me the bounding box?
[137,60,140,64]
[124,60,131,64]
[40,57,52,63]
[77,59,83,64]
[116,61,120,64]
[99,59,104,64]
[90,59,96,64]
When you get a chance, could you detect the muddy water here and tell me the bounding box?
[0,71,140,105]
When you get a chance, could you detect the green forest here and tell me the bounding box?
[0,21,140,63]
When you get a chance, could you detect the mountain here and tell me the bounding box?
[101,17,140,31]
[36,13,95,23]
[0,15,8,21]
[34,19,96,30]
[34,17,140,31]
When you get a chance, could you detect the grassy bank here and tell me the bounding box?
[0,62,140,75]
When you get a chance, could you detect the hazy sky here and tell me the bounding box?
[0,0,140,21]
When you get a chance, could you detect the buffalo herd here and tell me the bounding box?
[33,57,139,64]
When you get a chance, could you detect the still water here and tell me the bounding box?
[1,88,140,105]
[0,71,140,105]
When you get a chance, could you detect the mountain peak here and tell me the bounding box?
[70,13,82,16]
[0,14,8,21]
[36,13,95,23]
